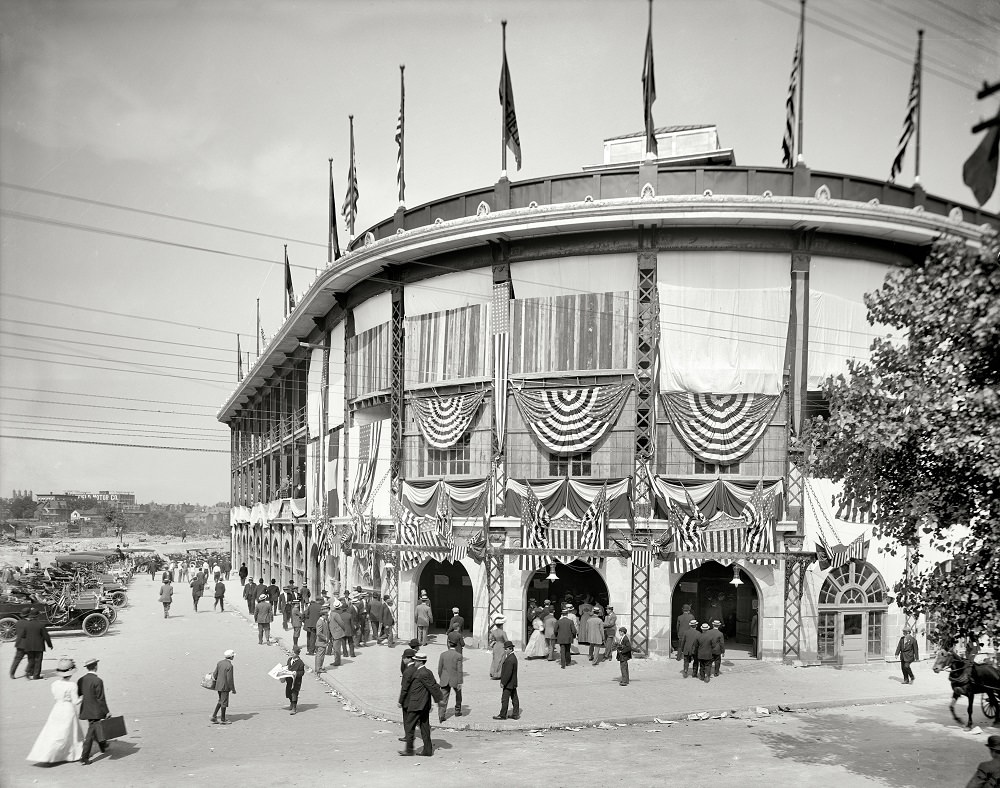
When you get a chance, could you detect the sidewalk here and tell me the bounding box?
[234,603,946,732]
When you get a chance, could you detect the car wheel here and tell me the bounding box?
[82,612,109,637]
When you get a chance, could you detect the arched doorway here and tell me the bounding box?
[817,561,889,665]
[524,561,609,639]
[415,559,473,639]
[672,561,759,658]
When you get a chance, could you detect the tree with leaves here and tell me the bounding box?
[803,235,1000,653]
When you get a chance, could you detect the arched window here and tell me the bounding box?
[818,562,887,606]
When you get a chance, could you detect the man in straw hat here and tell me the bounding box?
[398,652,443,757]
[493,640,520,720]
[254,593,274,645]
[78,657,111,765]
[965,734,1000,787]
[210,649,236,725]
[695,623,715,683]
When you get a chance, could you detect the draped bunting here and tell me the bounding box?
[505,477,632,521]
[410,390,486,449]
[400,478,490,518]
[353,515,377,585]
[648,475,784,520]
[512,383,631,454]
[816,533,870,570]
[314,521,340,560]
[659,392,781,464]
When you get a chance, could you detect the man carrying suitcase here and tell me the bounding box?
[78,657,111,765]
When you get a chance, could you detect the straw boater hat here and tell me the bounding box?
[258,594,268,601]
[563,604,574,612]
[493,614,506,624]
[452,607,459,613]
[689,619,699,627]
[700,623,710,630]
[224,649,235,658]
[413,653,428,662]
[83,657,99,668]
[711,619,721,626]
[55,658,76,674]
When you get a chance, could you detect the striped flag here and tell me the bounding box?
[579,484,607,553]
[283,246,295,318]
[236,334,243,381]
[395,65,405,205]
[328,159,341,262]
[816,532,870,570]
[342,115,359,237]
[392,496,424,572]
[499,22,522,171]
[632,543,651,568]
[518,485,550,571]
[493,284,510,452]
[781,26,801,168]
[671,491,706,574]
[741,479,775,564]
[642,0,657,158]
[963,112,1000,206]
[889,31,922,183]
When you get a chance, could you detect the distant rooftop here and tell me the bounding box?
[604,124,716,142]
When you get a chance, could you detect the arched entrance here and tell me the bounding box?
[415,559,473,639]
[817,561,888,665]
[524,561,609,638]
[672,561,759,658]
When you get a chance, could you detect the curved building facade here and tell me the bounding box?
[218,133,998,663]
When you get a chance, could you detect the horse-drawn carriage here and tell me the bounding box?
[933,650,1000,729]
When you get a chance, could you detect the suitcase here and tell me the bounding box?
[97,715,127,740]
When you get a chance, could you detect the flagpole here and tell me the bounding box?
[796,0,805,164]
[643,0,656,161]
[914,29,923,185]
[501,20,508,178]
[328,159,334,264]
[256,298,260,356]
[283,244,289,319]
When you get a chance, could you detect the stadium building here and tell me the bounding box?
[217,126,998,663]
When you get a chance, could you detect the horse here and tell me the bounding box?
[932,650,1000,729]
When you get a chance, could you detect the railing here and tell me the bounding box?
[350,164,998,250]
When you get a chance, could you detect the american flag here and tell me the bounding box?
[283,246,295,318]
[671,491,706,574]
[395,65,405,205]
[642,1,657,158]
[499,23,522,171]
[579,484,607,553]
[518,485,550,571]
[742,479,775,565]
[392,496,426,572]
[781,27,801,168]
[890,32,922,183]
[492,283,510,453]
[342,115,359,237]
[817,532,870,570]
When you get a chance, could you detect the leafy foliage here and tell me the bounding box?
[803,236,1000,652]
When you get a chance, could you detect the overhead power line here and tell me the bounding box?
[0,209,319,272]
[0,353,233,385]
[0,434,229,454]
[0,411,224,433]
[0,385,219,409]
[0,181,325,249]
[0,344,230,376]
[0,395,214,418]
[0,293,245,337]
[0,420,227,442]
[0,318,237,353]
[3,330,232,364]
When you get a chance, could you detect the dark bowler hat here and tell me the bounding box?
[504,640,516,650]
[987,735,1000,750]
[408,638,420,649]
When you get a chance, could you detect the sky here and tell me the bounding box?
[0,0,998,506]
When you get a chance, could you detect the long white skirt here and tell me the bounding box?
[26,697,84,763]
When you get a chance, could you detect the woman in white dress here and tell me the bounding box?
[523,616,548,659]
[26,658,85,764]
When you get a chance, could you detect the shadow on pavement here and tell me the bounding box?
[224,713,258,722]
[105,741,139,761]
[754,711,961,788]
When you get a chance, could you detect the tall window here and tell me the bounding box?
[423,435,471,477]
[548,452,592,477]
[817,612,837,660]
[867,611,884,656]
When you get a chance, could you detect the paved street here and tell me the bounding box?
[2,573,996,787]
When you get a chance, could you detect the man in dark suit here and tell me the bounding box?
[14,608,52,680]
[966,734,1000,788]
[494,640,520,720]
[369,593,385,643]
[555,605,578,668]
[894,627,919,684]
[78,657,111,765]
[437,640,464,721]
[681,619,700,679]
[303,597,321,655]
[242,576,257,614]
[398,652,443,757]
[615,627,633,686]
[709,619,726,677]
[448,607,465,634]
[695,623,715,683]
[211,649,236,724]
